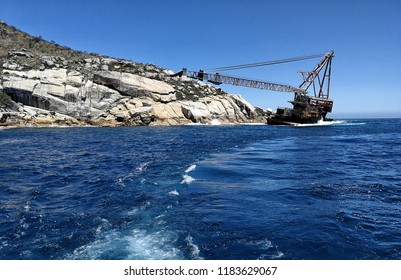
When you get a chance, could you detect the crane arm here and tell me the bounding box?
[170,51,335,124]
[171,51,334,97]
[172,68,306,94]
[298,51,334,97]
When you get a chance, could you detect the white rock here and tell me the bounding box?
[27,69,67,85]
[67,71,84,87]
[230,94,256,117]
[22,106,38,116]
[152,103,185,120]
[33,83,64,98]
[94,71,174,95]
[181,103,211,122]
[163,69,175,75]
[2,69,28,79]
[3,79,39,92]
[130,106,153,117]
[65,85,79,95]
[150,92,177,103]
[2,63,20,70]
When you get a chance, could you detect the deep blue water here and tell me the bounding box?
[1,119,401,260]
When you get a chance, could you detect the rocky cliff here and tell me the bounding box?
[0,21,268,127]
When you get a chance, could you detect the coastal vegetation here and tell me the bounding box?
[0,91,11,107]
[0,20,269,127]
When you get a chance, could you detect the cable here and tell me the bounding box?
[206,52,327,72]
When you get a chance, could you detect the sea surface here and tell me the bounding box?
[1,119,400,260]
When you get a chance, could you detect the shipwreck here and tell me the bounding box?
[173,51,334,125]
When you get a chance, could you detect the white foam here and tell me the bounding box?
[210,119,222,125]
[0,139,28,145]
[115,162,150,187]
[23,202,30,212]
[126,208,139,216]
[0,126,19,131]
[293,120,345,127]
[126,229,182,260]
[67,228,183,260]
[186,122,206,126]
[258,251,284,260]
[95,219,111,235]
[181,174,195,184]
[168,190,179,196]
[341,121,366,126]
[0,238,8,251]
[273,251,285,259]
[247,238,285,260]
[185,164,197,173]
[135,162,149,172]
[185,235,203,260]
[253,239,272,249]
[115,177,126,188]
[242,122,266,125]
[180,164,197,184]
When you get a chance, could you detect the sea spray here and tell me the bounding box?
[181,164,197,184]
[185,164,197,173]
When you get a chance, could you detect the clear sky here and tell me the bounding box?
[1,0,400,118]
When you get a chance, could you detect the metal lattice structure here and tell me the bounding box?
[171,51,335,124]
[298,51,334,99]
[181,69,305,94]
[172,51,333,99]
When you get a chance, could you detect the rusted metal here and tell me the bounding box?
[181,68,305,94]
[173,51,335,125]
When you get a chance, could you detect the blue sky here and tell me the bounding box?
[1,0,400,118]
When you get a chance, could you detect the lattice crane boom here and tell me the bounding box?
[172,51,335,124]
[172,51,333,98]
[177,69,306,94]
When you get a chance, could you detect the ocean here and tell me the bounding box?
[1,119,400,260]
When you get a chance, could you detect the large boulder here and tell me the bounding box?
[229,94,257,118]
[66,71,85,87]
[181,102,211,123]
[3,79,38,93]
[93,71,174,97]
[82,81,123,111]
[213,97,237,122]
[27,69,67,85]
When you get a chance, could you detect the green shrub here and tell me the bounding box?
[0,91,12,107]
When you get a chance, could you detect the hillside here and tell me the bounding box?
[0,21,268,127]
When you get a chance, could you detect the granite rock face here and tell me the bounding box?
[0,21,269,127]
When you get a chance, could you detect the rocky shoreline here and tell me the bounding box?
[0,21,270,127]
[0,77,270,127]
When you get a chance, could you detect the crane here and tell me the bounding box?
[172,51,334,125]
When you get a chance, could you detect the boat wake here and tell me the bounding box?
[66,227,184,260]
[181,164,196,184]
[293,120,369,127]
[293,120,346,127]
